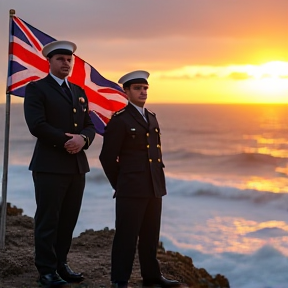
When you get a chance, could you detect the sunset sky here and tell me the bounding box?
[0,0,287,104]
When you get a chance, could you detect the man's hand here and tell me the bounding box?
[64,133,86,154]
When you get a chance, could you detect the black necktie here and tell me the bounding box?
[61,81,72,100]
[143,108,148,123]
[142,109,147,122]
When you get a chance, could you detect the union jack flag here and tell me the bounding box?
[7,16,128,135]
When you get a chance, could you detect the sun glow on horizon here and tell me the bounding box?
[154,61,288,81]
[150,61,288,103]
[241,62,288,101]
[244,61,288,79]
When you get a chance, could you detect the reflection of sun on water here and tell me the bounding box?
[164,217,288,256]
[243,135,288,158]
[244,177,288,193]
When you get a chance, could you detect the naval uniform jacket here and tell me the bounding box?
[99,102,167,198]
[24,74,96,174]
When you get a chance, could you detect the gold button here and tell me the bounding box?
[157,144,161,148]
[149,159,152,162]
[74,123,78,127]
[84,108,86,112]
[146,133,149,137]
[158,159,161,162]
[73,108,76,113]
[155,128,158,132]
[147,145,150,148]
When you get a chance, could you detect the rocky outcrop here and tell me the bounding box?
[0,204,230,288]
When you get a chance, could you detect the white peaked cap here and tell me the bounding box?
[42,40,77,57]
[118,70,150,85]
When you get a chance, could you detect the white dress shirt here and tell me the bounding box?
[129,102,147,122]
[49,72,70,88]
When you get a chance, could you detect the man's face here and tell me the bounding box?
[48,54,72,79]
[125,84,149,107]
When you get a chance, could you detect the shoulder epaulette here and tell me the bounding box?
[113,108,125,116]
[147,109,156,116]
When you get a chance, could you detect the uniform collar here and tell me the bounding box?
[129,101,145,116]
[49,72,70,88]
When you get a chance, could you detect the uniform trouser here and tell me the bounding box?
[32,172,85,275]
[111,197,162,282]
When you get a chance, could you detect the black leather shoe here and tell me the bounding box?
[57,263,84,283]
[37,273,67,287]
[111,281,128,288]
[143,275,181,287]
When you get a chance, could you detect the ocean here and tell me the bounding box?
[1,102,288,288]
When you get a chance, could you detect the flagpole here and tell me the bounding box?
[0,9,15,250]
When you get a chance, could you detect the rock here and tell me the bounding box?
[0,204,230,288]
[1,202,24,216]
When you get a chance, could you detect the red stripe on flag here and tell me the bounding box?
[97,87,127,99]
[69,56,86,88]
[8,75,41,91]
[14,17,42,52]
[12,42,49,72]
[95,111,110,124]
[85,86,119,111]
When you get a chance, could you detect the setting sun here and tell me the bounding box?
[242,61,288,102]
[147,61,288,104]
[245,61,288,79]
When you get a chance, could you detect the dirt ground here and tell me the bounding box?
[0,204,230,288]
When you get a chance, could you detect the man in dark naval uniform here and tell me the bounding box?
[99,71,181,288]
[24,40,96,287]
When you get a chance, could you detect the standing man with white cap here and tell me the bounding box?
[24,40,96,287]
[99,71,181,288]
